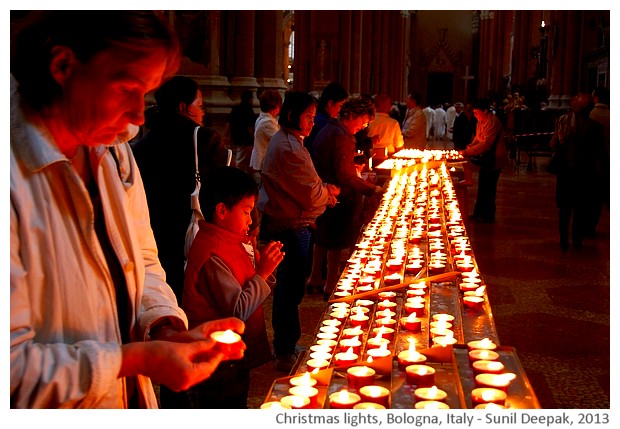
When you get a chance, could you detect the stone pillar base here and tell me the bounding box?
[546,95,563,110]
[256,77,289,97]
[229,77,260,105]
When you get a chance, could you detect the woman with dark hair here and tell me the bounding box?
[131,76,229,304]
[310,97,384,299]
[304,82,349,152]
[258,91,340,372]
[10,11,243,409]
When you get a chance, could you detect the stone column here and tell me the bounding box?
[254,10,288,97]
[229,11,259,104]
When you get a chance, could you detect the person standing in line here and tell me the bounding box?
[249,89,282,185]
[228,89,257,174]
[460,98,507,224]
[258,92,340,372]
[401,93,427,150]
[304,82,349,294]
[132,76,230,304]
[452,103,477,186]
[588,86,610,237]
[550,94,605,250]
[433,103,447,141]
[183,166,284,408]
[10,10,244,409]
[423,103,435,140]
[311,97,384,300]
[446,102,462,141]
[367,94,404,159]
[304,82,349,153]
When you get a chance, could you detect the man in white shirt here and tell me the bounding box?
[367,94,404,158]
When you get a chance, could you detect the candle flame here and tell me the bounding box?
[488,361,503,371]
[478,338,493,348]
[367,356,374,363]
[407,312,417,322]
[408,338,417,353]
[337,389,351,401]
[428,386,438,397]
[345,347,356,356]
[301,372,311,383]
[498,373,517,383]
[475,286,486,296]
[481,389,498,401]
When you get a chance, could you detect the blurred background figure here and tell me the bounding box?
[228,89,257,174]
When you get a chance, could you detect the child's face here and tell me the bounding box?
[219,195,255,236]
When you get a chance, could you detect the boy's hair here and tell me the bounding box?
[200,166,258,222]
[339,96,375,121]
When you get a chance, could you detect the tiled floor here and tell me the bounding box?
[247,144,611,409]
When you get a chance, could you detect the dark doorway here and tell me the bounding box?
[427,72,453,106]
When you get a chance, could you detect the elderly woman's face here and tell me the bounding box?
[59,47,168,146]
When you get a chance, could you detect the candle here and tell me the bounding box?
[288,385,319,407]
[467,338,498,351]
[397,339,427,370]
[415,400,450,409]
[383,273,402,286]
[405,364,436,387]
[400,313,422,332]
[359,385,390,408]
[339,337,362,354]
[316,332,338,341]
[306,358,329,372]
[371,326,395,341]
[329,310,349,323]
[375,309,396,319]
[474,402,507,409]
[472,360,506,375]
[347,365,376,389]
[414,386,447,403]
[309,351,333,362]
[405,260,424,275]
[349,313,370,328]
[469,349,500,363]
[290,371,318,387]
[335,348,359,367]
[475,373,517,391]
[316,339,337,349]
[280,394,310,409]
[210,329,243,354]
[322,319,342,329]
[429,320,453,330]
[329,389,361,409]
[430,327,453,339]
[342,326,364,339]
[353,402,386,409]
[406,289,426,298]
[471,387,507,406]
[374,317,397,329]
[366,336,390,350]
[355,299,375,309]
[319,325,341,335]
[378,291,398,301]
[432,313,455,323]
[459,282,481,293]
[432,335,458,347]
[404,300,426,316]
[463,296,485,310]
[366,344,391,359]
[377,299,397,311]
[260,401,292,409]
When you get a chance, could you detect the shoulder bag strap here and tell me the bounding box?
[191,126,203,216]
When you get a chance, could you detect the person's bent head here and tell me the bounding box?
[12,11,180,112]
[11,11,181,149]
[201,166,258,236]
[571,93,595,116]
[472,98,492,122]
[279,91,317,138]
[339,97,376,135]
[319,82,349,118]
